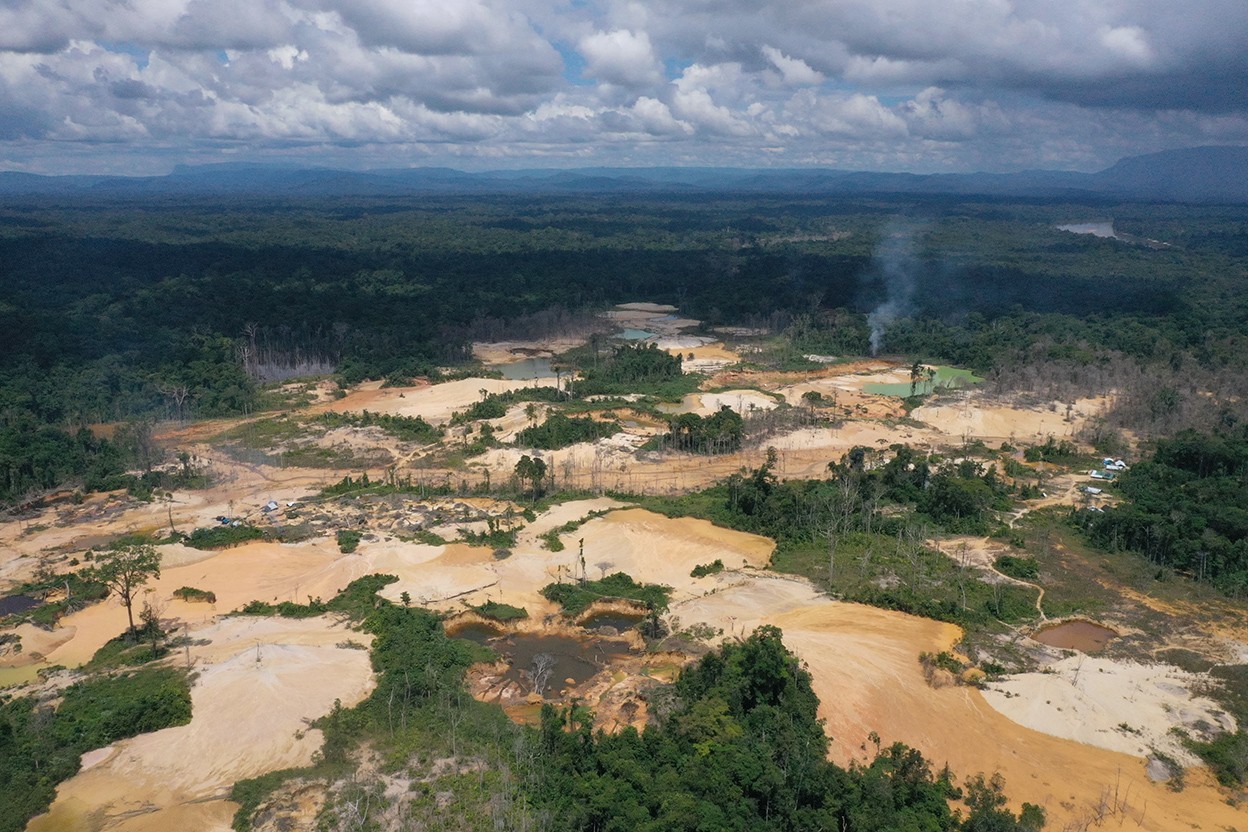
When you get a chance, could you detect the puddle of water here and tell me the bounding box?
[863,366,983,397]
[1056,221,1117,239]
[0,594,39,616]
[498,357,555,380]
[616,329,655,341]
[496,634,633,697]
[1031,621,1118,653]
[580,612,644,632]
[0,664,44,689]
[655,393,700,415]
[449,622,505,644]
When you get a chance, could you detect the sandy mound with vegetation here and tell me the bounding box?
[28,616,373,832]
[320,377,544,425]
[472,338,588,366]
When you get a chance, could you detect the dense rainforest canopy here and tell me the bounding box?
[0,191,1245,501]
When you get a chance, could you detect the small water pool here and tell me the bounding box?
[449,622,505,644]
[616,329,656,341]
[0,664,42,689]
[580,611,644,632]
[0,594,39,616]
[1056,221,1117,239]
[1031,620,1118,653]
[496,634,633,697]
[498,357,556,380]
[863,366,983,397]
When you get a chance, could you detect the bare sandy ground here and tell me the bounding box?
[317,377,546,426]
[2,348,1237,831]
[5,493,1242,832]
[667,576,1243,831]
[468,417,946,496]
[982,655,1234,764]
[658,389,779,416]
[5,535,486,679]
[912,395,1107,443]
[28,616,373,832]
[513,497,627,546]
[472,338,588,366]
[447,508,776,616]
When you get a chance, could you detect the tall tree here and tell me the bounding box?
[91,544,162,638]
[514,454,547,501]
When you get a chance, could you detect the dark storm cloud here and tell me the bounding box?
[0,0,1244,173]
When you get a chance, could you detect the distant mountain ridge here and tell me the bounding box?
[1,145,1245,203]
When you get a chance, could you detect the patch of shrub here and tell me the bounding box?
[994,555,1040,581]
[336,529,363,553]
[187,524,264,550]
[691,559,725,578]
[173,586,217,604]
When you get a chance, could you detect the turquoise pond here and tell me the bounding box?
[616,328,656,340]
[863,366,983,397]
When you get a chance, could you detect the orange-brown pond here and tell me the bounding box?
[1031,620,1118,653]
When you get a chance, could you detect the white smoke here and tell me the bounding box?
[866,221,922,355]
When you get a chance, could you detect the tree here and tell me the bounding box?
[514,454,547,501]
[91,544,162,638]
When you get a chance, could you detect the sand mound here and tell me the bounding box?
[658,389,778,416]
[515,498,629,546]
[319,377,543,425]
[28,616,373,832]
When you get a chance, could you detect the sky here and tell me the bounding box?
[1,0,1246,175]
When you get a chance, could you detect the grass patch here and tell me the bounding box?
[314,410,442,444]
[771,532,1039,630]
[215,415,313,449]
[514,412,620,450]
[236,574,398,620]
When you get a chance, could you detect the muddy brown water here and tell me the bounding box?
[1031,620,1118,652]
[449,622,505,644]
[579,611,644,632]
[496,634,633,697]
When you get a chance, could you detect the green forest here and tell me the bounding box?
[1087,428,1248,595]
[1,192,1246,501]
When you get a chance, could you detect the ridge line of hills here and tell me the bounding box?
[2,145,1245,203]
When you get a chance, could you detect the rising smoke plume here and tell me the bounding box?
[865,220,923,355]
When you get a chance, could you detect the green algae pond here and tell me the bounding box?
[863,366,983,397]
